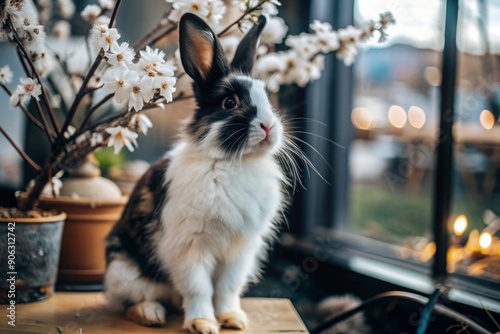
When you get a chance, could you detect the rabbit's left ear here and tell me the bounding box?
[231,15,267,74]
[179,13,229,84]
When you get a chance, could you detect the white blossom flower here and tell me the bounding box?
[0,65,13,84]
[337,25,361,44]
[139,45,166,65]
[57,0,76,19]
[25,24,46,50]
[316,31,340,53]
[99,0,116,10]
[310,20,333,33]
[128,78,150,111]
[261,1,280,16]
[95,15,111,26]
[102,67,139,104]
[53,20,71,39]
[253,53,285,92]
[81,4,101,22]
[206,0,226,26]
[91,132,104,147]
[106,126,138,154]
[90,24,120,53]
[107,42,135,68]
[285,33,319,59]
[9,86,30,108]
[261,16,288,45]
[232,0,281,16]
[220,35,240,62]
[27,174,63,197]
[166,0,210,23]
[131,113,153,135]
[63,125,76,138]
[9,77,43,107]
[134,46,175,78]
[19,77,42,100]
[42,176,63,197]
[31,47,56,77]
[336,44,358,66]
[157,76,176,103]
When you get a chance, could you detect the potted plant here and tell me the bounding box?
[0,0,393,287]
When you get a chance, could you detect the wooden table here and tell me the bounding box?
[2,292,308,333]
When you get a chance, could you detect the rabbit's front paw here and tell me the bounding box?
[218,310,248,330]
[125,301,167,326]
[185,318,220,334]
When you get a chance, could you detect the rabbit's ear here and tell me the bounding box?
[231,15,267,74]
[179,13,229,84]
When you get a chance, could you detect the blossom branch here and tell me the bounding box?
[12,32,61,134]
[0,125,41,172]
[0,83,56,137]
[217,0,268,37]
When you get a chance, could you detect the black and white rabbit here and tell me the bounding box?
[104,13,289,334]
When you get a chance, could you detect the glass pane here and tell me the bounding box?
[449,0,500,284]
[348,0,446,264]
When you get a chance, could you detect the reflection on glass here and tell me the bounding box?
[449,0,500,283]
[349,0,445,265]
[350,0,500,283]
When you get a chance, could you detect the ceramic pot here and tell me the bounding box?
[0,212,65,303]
[38,196,126,285]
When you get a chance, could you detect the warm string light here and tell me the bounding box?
[479,232,493,251]
[453,214,468,236]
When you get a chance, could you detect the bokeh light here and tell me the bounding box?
[479,109,495,130]
[453,214,467,236]
[352,107,373,130]
[388,105,407,128]
[408,106,426,129]
[479,232,492,250]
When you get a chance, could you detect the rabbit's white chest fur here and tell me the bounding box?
[157,142,283,263]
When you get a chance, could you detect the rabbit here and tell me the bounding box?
[104,13,290,334]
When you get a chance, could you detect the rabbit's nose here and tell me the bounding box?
[260,122,274,134]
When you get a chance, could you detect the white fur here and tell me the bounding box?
[156,140,284,325]
[104,256,182,311]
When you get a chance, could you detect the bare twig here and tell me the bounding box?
[108,0,123,28]
[59,52,104,144]
[132,8,173,50]
[148,25,177,48]
[78,93,113,131]
[217,0,268,37]
[0,125,41,172]
[0,83,56,136]
[34,99,54,143]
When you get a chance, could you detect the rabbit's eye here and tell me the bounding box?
[223,96,237,110]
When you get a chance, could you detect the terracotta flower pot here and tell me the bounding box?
[38,196,126,285]
[0,212,66,303]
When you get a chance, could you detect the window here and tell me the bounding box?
[298,0,500,304]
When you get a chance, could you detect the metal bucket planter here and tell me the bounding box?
[0,212,66,303]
